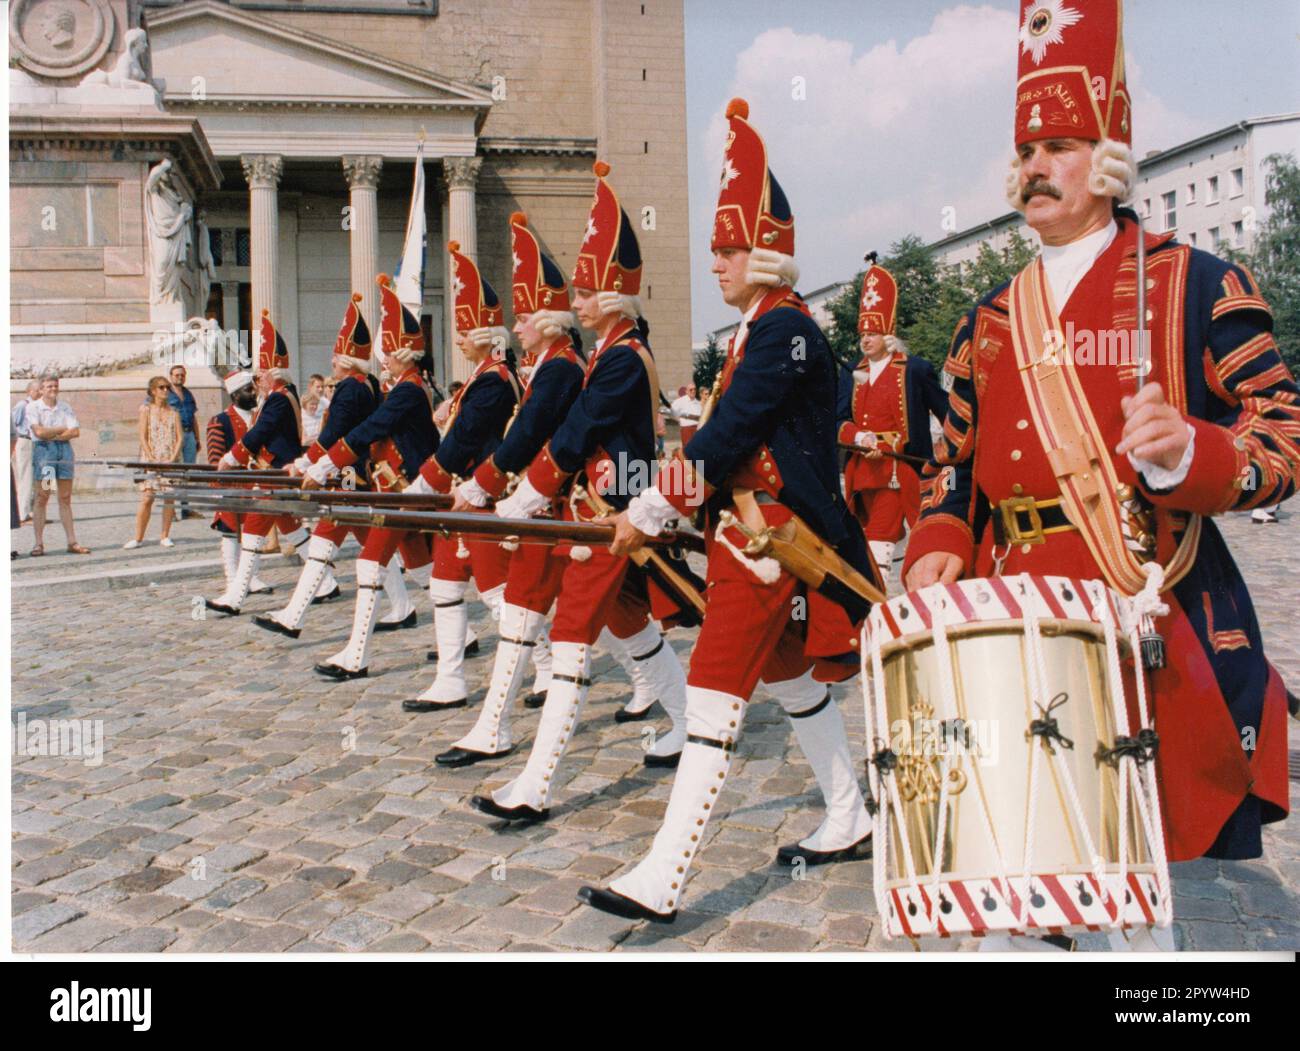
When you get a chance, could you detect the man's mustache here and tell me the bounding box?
[1022,178,1062,204]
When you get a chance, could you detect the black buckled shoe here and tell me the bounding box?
[469,794,548,823]
[614,702,658,723]
[523,691,546,709]
[427,640,480,663]
[311,584,342,605]
[252,614,300,639]
[775,832,872,868]
[435,745,515,769]
[375,609,417,632]
[204,599,240,616]
[643,751,682,769]
[402,697,467,713]
[576,886,676,924]
[313,662,368,681]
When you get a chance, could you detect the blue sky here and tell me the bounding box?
[683,0,1300,337]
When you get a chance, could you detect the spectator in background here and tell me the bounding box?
[307,373,326,403]
[301,391,324,445]
[125,377,182,549]
[167,364,201,518]
[11,411,22,558]
[27,374,89,556]
[321,375,337,411]
[433,381,463,433]
[11,378,40,523]
[670,383,701,446]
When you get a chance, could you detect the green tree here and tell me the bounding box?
[692,332,726,391]
[824,274,865,367]
[1230,152,1300,372]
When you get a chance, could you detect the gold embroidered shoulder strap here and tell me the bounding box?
[1007,258,1200,595]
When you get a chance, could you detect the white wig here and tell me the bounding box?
[595,292,643,320]
[1006,138,1137,213]
[532,310,576,340]
[746,246,799,288]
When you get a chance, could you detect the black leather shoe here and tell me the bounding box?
[204,599,240,616]
[523,691,546,709]
[311,584,341,605]
[775,833,872,868]
[615,702,658,723]
[402,697,467,713]
[252,614,300,639]
[577,886,676,924]
[375,609,417,632]
[435,745,515,768]
[426,639,479,662]
[470,794,548,823]
[313,662,368,681]
[643,751,682,769]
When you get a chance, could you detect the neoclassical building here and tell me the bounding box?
[9,0,690,448]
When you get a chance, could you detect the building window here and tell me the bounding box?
[1161,190,1177,232]
[1209,226,1221,249]
[1142,198,1151,220]
[208,226,223,267]
[1207,175,1220,204]
[235,229,251,267]
[1232,220,1244,247]
[1189,232,1197,247]
[1186,182,1196,205]
[1230,168,1244,197]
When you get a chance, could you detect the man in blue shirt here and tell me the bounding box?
[167,364,201,517]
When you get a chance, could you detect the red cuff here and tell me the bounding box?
[327,439,358,470]
[526,443,573,500]
[900,513,975,579]
[419,455,454,493]
[1140,417,1243,516]
[656,454,715,517]
[837,421,860,446]
[230,443,252,467]
[306,441,328,464]
[473,457,511,499]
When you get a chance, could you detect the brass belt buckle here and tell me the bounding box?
[1000,495,1045,546]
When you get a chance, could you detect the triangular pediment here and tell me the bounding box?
[147,1,492,109]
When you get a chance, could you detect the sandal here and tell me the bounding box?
[30,546,44,557]
[67,543,91,555]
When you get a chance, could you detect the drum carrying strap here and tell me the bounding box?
[1007,259,1200,596]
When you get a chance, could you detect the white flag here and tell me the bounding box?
[394,141,426,315]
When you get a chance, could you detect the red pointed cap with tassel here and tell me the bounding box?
[712,97,794,257]
[858,254,897,337]
[333,292,372,362]
[256,310,289,372]
[510,211,571,315]
[449,240,504,333]
[377,273,424,356]
[573,160,642,296]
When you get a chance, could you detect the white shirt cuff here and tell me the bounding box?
[496,477,548,519]
[403,474,435,497]
[1130,423,1196,490]
[457,477,491,508]
[627,486,677,537]
[306,458,336,485]
[218,452,239,469]
[293,455,312,474]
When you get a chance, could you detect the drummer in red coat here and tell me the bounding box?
[904,0,1298,947]
[838,257,948,583]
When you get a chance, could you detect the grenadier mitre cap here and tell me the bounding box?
[510,211,571,315]
[376,273,424,358]
[572,161,642,296]
[448,240,505,333]
[333,292,372,363]
[1015,0,1131,148]
[858,253,897,337]
[256,310,289,372]
[711,97,794,257]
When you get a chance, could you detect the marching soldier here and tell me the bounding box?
[254,293,414,638]
[465,160,691,820]
[903,0,1298,948]
[399,242,525,712]
[304,275,438,679]
[578,100,879,923]
[205,312,309,616]
[433,211,585,766]
[205,367,274,599]
[838,257,947,583]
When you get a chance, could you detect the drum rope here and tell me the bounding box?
[1096,587,1130,921]
[929,600,957,912]
[862,620,891,934]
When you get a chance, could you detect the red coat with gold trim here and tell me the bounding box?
[904,212,1300,861]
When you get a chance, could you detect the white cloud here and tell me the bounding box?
[690,4,1200,336]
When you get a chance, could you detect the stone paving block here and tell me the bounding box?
[229,924,308,953]
[14,902,86,944]
[25,915,127,952]
[320,913,393,949]
[361,887,440,923]
[94,928,179,953]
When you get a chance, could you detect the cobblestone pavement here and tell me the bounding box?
[11,495,1299,953]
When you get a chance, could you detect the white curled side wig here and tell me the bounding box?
[746,246,799,288]
[259,367,294,386]
[333,354,371,375]
[595,292,642,320]
[386,344,422,366]
[1005,139,1138,213]
[532,310,576,340]
[469,326,512,355]
[885,334,908,356]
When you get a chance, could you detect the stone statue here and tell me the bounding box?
[82,26,157,96]
[145,158,193,305]
[196,208,217,310]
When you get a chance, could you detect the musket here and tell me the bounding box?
[170,485,454,509]
[572,483,707,617]
[138,468,294,483]
[84,458,221,472]
[837,441,929,468]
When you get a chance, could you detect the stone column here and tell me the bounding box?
[240,153,283,361]
[342,154,383,335]
[443,156,482,382]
